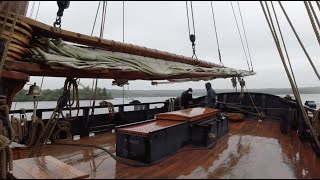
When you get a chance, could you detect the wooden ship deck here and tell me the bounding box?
[13,119,320,179]
[1,1,320,179]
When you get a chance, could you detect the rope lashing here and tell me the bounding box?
[0,134,12,179]
[0,1,22,71]
[231,77,237,88]
[168,98,175,112]
[0,2,8,11]
[54,1,70,29]
[312,109,320,141]
[238,77,245,99]
[0,96,14,142]
[25,115,44,147]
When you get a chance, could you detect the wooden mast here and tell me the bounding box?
[0,1,29,109]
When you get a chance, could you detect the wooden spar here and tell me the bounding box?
[14,15,223,69]
[4,60,231,80]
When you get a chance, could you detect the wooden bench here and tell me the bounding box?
[12,156,89,179]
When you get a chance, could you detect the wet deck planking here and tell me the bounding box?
[29,120,320,179]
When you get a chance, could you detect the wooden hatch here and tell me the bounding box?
[155,107,219,122]
[117,120,184,136]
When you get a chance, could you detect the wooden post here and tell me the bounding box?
[0,71,29,109]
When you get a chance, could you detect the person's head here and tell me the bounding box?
[205,82,211,91]
[187,88,193,94]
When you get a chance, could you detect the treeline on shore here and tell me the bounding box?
[13,87,112,102]
[13,86,320,102]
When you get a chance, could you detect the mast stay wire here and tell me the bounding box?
[260,0,320,154]
[305,1,320,47]
[29,1,36,18]
[236,1,254,71]
[77,1,101,110]
[35,1,41,20]
[210,1,224,66]
[89,1,106,121]
[278,1,320,80]
[122,1,125,105]
[270,2,299,93]
[230,1,251,71]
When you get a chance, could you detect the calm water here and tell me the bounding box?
[10,94,319,120]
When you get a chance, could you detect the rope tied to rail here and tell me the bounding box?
[25,115,45,147]
[312,109,320,141]
[0,134,12,179]
[238,77,245,99]
[0,96,14,142]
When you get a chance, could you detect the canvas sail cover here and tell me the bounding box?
[26,37,255,81]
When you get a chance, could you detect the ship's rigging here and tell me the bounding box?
[1,1,320,178]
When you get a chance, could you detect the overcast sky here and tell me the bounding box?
[24,1,320,90]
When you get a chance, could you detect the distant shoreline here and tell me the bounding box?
[12,87,320,102]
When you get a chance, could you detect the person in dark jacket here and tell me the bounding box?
[180,88,193,109]
[204,82,217,108]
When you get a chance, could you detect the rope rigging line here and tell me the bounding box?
[28,78,80,157]
[186,1,198,60]
[35,1,41,20]
[210,1,223,66]
[91,1,101,36]
[0,1,22,71]
[29,1,36,18]
[0,1,8,11]
[308,1,320,35]
[78,1,101,94]
[90,1,106,122]
[260,1,320,152]
[237,1,253,71]
[278,1,320,80]
[305,1,320,47]
[60,78,80,121]
[122,1,125,105]
[0,134,12,179]
[316,1,320,13]
[100,1,107,38]
[270,1,299,93]
[230,1,251,71]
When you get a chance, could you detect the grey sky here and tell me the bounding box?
[25,1,320,90]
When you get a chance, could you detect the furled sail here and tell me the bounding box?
[26,37,255,81]
[0,10,255,81]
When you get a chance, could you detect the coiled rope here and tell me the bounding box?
[312,109,320,141]
[52,121,72,142]
[25,115,45,147]
[0,134,12,179]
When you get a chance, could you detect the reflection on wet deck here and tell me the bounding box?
[39,120,320,179]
